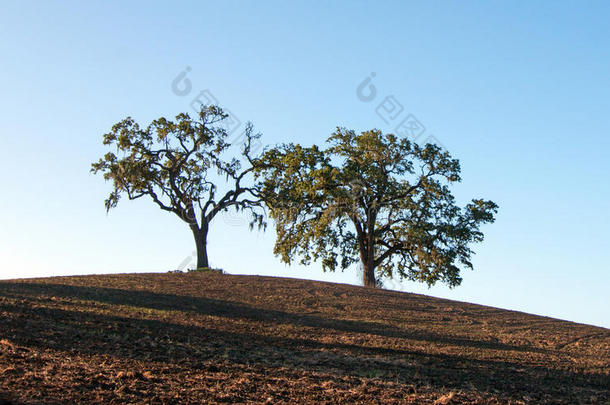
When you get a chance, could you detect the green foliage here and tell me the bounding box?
[92,106,263,227]
[256,128,498,288]
[92,105,265,268]
[188,267,224,274]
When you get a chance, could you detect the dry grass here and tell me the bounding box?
[0,272,608,404]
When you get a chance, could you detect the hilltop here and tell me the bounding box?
[0,272,608,404]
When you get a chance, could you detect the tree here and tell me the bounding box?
[256,128,497,288]
[92,105,264,269]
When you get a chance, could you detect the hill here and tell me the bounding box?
[0,272,608,404]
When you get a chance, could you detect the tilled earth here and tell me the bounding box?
[0,272,608,404]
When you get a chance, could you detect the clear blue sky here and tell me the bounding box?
[1,1,608,328]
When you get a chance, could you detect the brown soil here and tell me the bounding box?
[0,272,608,404]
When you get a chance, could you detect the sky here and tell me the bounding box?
[1,1,608,328]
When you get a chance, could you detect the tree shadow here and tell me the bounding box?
[0,281,607,403]
[0,282,544,353]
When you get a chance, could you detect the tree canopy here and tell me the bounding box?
[256,128,497,287]
[92,105,264,269]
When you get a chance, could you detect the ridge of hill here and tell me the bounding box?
[0,272,608,404]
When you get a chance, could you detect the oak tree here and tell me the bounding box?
[92,106,264,269]
[257,128,497,288]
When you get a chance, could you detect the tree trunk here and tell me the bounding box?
[191,224,209,269]
[362,260,377,287]
[358,233,377,288]
[363,215,378,287]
